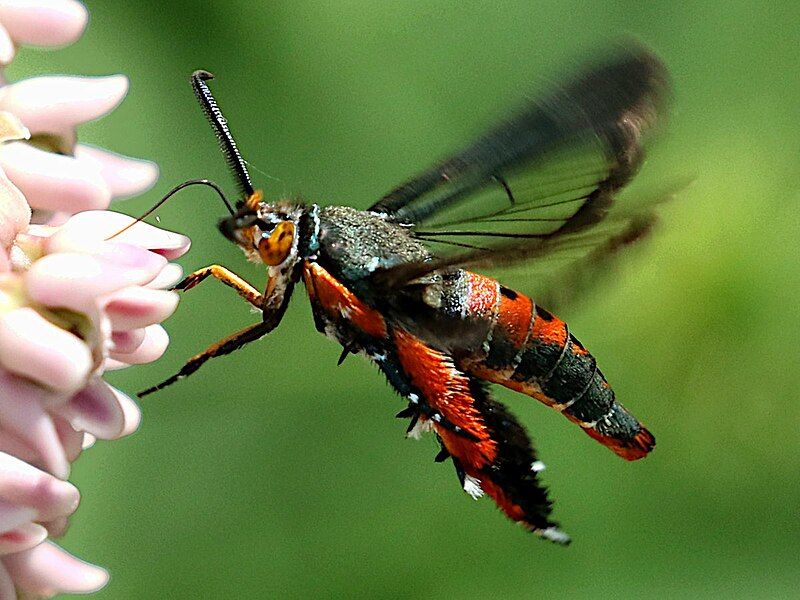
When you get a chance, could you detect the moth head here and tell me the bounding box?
[218,191,302,267]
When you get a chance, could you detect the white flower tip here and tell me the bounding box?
[0,111,30,143]
[0,74,130,137]
[0,25,14,66]
[0,522,49,555]
[120,158,159,196]
[44,0,86,44]
[147,263,184,290]
[78,563,110,594]
[49,455,71,481]
[74,146,159,199]
[65,486,80,515]
[120,324,168,365]
[67,380,126,440]
[0,141,113,213]
[102,358,128,371]
[97,73,129,105]
[81,432,96,450]
[25,544,111,594]
[64,0,90,41]
[110,386,141,438]
[0,0,89,48]
[24,521,49,547]
[74,74,129,120]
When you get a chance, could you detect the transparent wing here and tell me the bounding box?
[526,180,689,313]
[367,45,670,289]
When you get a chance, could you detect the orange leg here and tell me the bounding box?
[139,267,279,397]
[138,320,276,397]
[174,264,263,309]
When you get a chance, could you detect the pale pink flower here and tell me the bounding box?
[0,2,189,597]
[0,75,158,214]
[0,0,87,65]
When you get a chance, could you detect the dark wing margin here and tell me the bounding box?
[367,45,670,289]
[369,45,667,224]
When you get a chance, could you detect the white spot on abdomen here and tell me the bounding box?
[463,475,484,500]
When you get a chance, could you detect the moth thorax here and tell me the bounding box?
[258,221,295,266]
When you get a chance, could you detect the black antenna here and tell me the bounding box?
[106,178,235,240]
[191,70,255,198]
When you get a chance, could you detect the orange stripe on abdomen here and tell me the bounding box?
[495,288,534,349]
[459,298,655,461]
[470,285,536,374]
[393,328,497,469]
[303,262,387,339]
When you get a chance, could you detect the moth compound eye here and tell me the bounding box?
[257,221,295,266]
[254,218,273,232]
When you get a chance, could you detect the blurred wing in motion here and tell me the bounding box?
[368,45,670,289]
[529,179,689,313]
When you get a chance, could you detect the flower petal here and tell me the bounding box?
[52,417,84,463]
[112,386,140,438]
[0,558,16,598]
[0,23,14,67]
[0,0,88,47]
[0,75,128,135]
[109,324,168,365]
[74,145,158,199]
[40,515,68,539]
[0,165,29,253]
[0,111,30,143]
[56,379,124,440]
[0,453,79,521]
[109,328,145,355]
[0,429,41,467]
[0,141,111,212]
[102,358,128,371]
[47,210,190,259]
[0,522,48,555]
[105,287,178,330]
[0,308,91,394]
[0,370,69,479]
[0,500,36,536]
[2,542,108,597]
[59,386,140,439]
[5,425,92,465]
[146,263,183,290]
[24,250,167,313]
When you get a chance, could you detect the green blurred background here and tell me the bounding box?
[11,1,800,598]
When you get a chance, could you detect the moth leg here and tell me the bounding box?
[137,319,274,397]
[173,264,263,309]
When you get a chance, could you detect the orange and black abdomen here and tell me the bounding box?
[304,261,566,539]
[452,272,654,461]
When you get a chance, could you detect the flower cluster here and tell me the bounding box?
[0,2,187,597]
